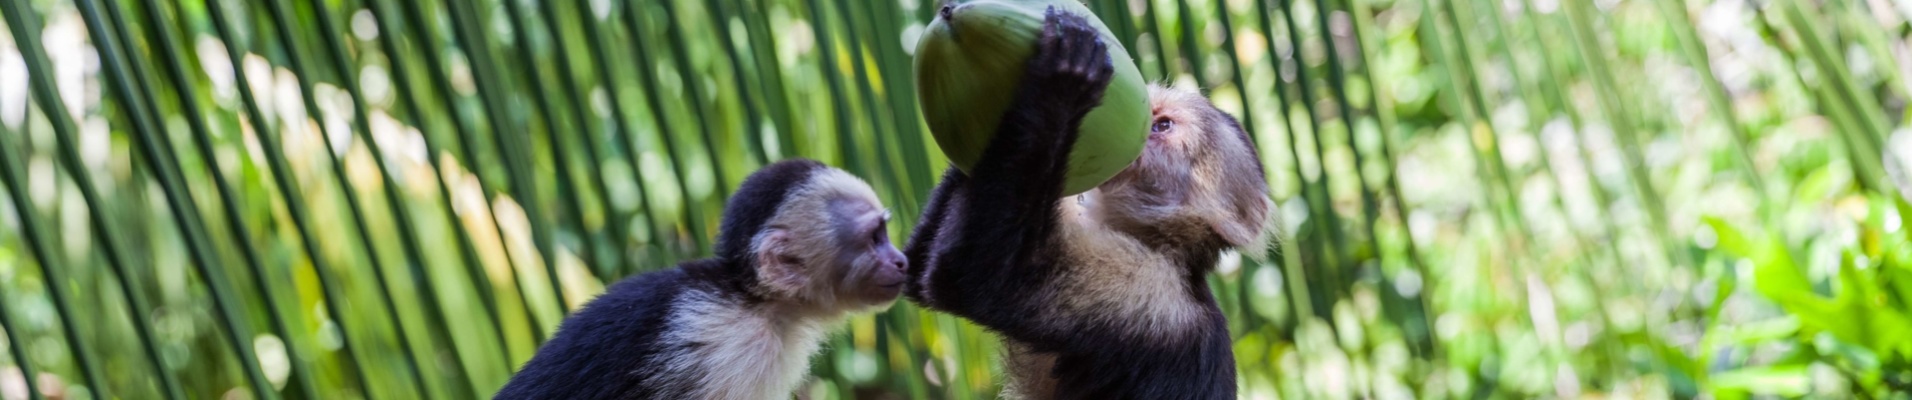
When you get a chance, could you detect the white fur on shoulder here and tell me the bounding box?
[651,288,834,400]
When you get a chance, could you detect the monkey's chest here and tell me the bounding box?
[678,337,817,399]
[659,296,824,399]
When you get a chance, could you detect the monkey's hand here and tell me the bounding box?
[1014,7,1113,153]
[977,7,1113,185]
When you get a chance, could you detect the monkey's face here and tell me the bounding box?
[752,170,906,314]
[1095,84,1274,256]
[825,198,908,307]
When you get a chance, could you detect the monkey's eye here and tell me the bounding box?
[1151,118,1174,133]
[871,214,890,244]
[868,211,891,246]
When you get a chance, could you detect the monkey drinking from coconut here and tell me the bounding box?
[496,159,906,399]
[904,7,1274,400]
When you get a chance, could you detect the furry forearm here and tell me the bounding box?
[903,168,963,305]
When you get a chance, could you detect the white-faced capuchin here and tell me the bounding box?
[903,8,1274,400]
[495,158,906,399]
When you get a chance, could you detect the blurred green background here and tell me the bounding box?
[1,0,1910,397]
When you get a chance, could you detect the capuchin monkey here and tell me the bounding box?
[904,8,1273,400]
[496,159,906,399]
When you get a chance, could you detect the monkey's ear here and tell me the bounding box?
[754,229,809,298]
[1212,195,1276,262]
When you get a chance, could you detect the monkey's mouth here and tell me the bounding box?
[869,282,905,301]
[872,267,907,291]
[1103,141,1164,187]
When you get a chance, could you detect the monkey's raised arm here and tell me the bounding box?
[963,6,1111,231]
[913,8,1112,328]
[903,167,962,305]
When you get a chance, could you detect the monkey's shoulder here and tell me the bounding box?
[564,265,706,336]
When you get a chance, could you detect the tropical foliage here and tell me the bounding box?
[0,0,1909,398]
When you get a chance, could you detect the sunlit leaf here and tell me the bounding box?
[1708,365,1811,397]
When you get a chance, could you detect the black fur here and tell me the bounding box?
[493,264,700,399]
[904,9,1235,399]
[495,159,825,399]
[710,158,829,298]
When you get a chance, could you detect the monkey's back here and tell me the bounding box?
[494,266,698,399]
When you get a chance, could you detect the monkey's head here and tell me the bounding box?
[1093,84,1275,260]
[716,159,906,315]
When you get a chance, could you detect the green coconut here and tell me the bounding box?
[913,0,1149,196]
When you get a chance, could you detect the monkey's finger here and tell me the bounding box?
[1097,54,1115,82]
[1089,38,1113,78]
[1066,20,1101,62]
[1081,35,1106,64]
[1077,37,1107,78]
[1041,6,1062,47]
[1055,18,1079,65]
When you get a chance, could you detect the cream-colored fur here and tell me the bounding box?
[653,289,835,400]
[1051,196,1205,341]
